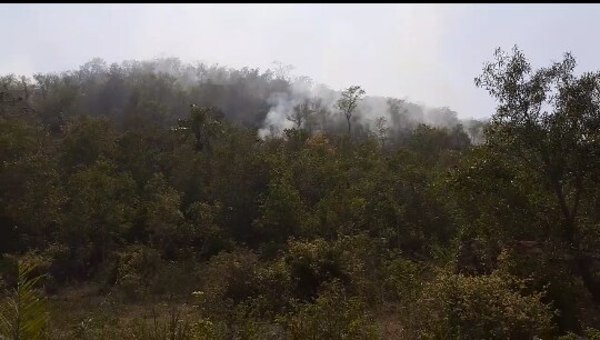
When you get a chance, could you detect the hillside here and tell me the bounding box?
[1,48,600,339]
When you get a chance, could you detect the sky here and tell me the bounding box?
[1,4,600,120]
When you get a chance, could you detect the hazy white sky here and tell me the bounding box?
[2,4,600,119]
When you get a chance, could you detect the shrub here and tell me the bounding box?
[382,256,425,303]
[113,245,162,300]
[284,238,349,301]
[198,249,292,318]
[278,280,380,340]
[406,270,556,339]
[558,327,600,340]
[200,249,261,310]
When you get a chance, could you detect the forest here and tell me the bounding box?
[1,46,600,339]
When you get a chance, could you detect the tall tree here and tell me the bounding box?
[336,86,365,138]
[287,98,314,130]
[475,46,600,302]
[374,116,389,147]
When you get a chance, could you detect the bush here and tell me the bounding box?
[406,270,556,339]
[198,249,292,318]
[496,245,600,333]
[278,280,380,340]
[113,245,162,300]
[382,256,425,303]
[558,327,600,340]
[200,249,261,310]
[335,234,390,306]
[284,238,349,301]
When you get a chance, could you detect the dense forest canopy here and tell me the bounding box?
[1,47,600,339]
[0,57,485,143]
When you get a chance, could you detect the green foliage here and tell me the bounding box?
[178,106,225,152]
[60,116,118,170]
[138,173,185,258]
[184,201,233,258]
[407,270,555,339]
[278,280,380,340]
[254,169,306,246]
[199,249,263,311]
[337,85,366,137]
[382,256,425,303]
[284,238,349,301]
[63,158,137,274]
[475,46,600,303]
[113,245,162,300]
[0,261,49,340]
[3,49,600,338]
[558,327,600,340]
[196,249,292,324]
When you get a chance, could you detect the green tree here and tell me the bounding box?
[0,117,64,251]
[64,159,137,272]
[138,173,185,259]
[59,116,118,170]
[179,106,225,152]
[336,86,365,138]
[287,98,315,130]
[254,169,305,246]
[475,46,600,302]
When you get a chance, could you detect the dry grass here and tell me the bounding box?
[46,283,197,339]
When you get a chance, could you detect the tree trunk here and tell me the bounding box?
[346,117,351,138]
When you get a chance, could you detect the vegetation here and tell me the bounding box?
[0,261,49,339]
[1,46,600,338]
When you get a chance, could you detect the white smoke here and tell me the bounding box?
[258,77,341,138]
[258,92,297,139]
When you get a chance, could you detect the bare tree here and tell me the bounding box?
[271,61,295,81]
